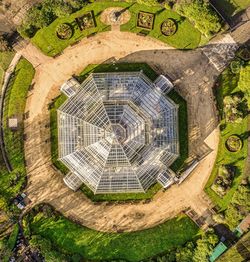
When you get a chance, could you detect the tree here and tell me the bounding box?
[193,229,218,262]
[176,242,194,262]
[175,0,221,36]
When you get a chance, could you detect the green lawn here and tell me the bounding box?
[29,2,201,56]
[26,208,199,261]
[121,4,201,49]
[205,64,249,210]
[1,59,35,211]
[0,51,15,71]
[50,63,188,201]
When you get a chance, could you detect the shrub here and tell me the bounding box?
[223,94,243,123]
[230,59,242,74]
[175,0,221,37]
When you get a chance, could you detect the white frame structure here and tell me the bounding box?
[58,72,179,194]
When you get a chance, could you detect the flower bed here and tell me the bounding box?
[211,165,236,197]
[161,19,177,36]
[137,11,155,30]
[56,24,73,40]
[225,135,242,152]
[75,11,96,31]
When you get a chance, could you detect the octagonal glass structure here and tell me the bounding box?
[58,72,179,194]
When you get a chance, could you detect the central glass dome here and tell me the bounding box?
[58,71,179,194]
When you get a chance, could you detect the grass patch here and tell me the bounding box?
[1,59,34,211]
[205,65,249,210]
[29,2,201,56]
[26,207,199,262]
[0,51,15,71]
[6,224,19,250]
[121,4,201,49]
[49,63,188,201]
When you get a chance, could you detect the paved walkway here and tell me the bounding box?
[20,31,221,232]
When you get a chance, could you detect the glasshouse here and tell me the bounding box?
[58,71,179,194]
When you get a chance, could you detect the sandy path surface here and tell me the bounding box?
[21,31,220,232]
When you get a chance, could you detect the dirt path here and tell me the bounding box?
[21,31,220,232]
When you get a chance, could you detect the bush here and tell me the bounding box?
[175,0,221,36]
[20,0,86,37]
[223,94,244,123]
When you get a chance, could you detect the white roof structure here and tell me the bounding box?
[58,71,179,194]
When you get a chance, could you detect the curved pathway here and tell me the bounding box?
[21,31,220,232]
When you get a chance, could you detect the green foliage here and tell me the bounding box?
[175,241,195,262]
[20,0,82,37]
[175,0,221,36]
[224,184,250,229]
[29,235,68,262]
[238,62,250,107]
[0,59,34,212]
[25,207,199,261]
[205,62,248,210]
[6,224,19,250]
[193,229,218,262]
[121,3,201,49]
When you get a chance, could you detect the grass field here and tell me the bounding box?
[1,59,34,210]
[26,208,199,261]
[50,63,188,201]
[29,2,201,56]
[205,64,249,210]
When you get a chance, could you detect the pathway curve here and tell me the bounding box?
[20,31,220,232]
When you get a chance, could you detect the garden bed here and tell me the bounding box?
[225,135,242,152]
[56,23,73,40]
[161,18,177,36]
[75,11,96,31]
[137,11,155,30]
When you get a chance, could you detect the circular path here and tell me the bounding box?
[20,31,219,232]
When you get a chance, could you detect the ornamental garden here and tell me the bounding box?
[0,0,250,261]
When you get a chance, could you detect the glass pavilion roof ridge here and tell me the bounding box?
[58,71,179,194]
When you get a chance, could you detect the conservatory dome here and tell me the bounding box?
[58,71,179,194]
